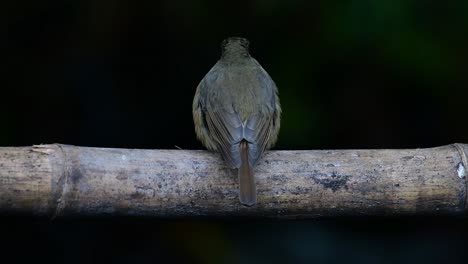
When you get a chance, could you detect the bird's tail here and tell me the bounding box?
[239,140,256,206]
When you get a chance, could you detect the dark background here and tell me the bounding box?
[3,0,468,263]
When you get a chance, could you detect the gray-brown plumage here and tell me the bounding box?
[192,37,281,206]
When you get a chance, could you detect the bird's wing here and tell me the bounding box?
[243,112,275,167]
[204,109,243,168]
[243,65,280,166]
[193,83,218,151]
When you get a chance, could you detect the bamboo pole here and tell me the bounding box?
[0,144,467,218]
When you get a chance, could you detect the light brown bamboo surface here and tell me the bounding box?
[0,144,467,218]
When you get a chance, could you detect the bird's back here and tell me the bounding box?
[205,61,276,121]
[194,59,280,168]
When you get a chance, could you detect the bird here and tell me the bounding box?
[192,37,281,206]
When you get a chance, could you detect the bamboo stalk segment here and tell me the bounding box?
[0,144,466,218]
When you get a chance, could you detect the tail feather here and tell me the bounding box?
[239,140,256,206]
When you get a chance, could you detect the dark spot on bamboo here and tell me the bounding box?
[116,171,128,180]
[312,171,350,192]
[70,168,83,184]
[402,156,413,161]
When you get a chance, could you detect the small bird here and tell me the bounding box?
[193,37,281,206]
